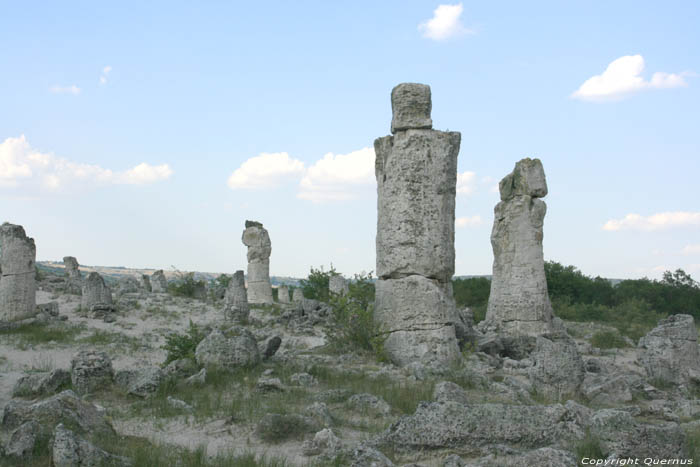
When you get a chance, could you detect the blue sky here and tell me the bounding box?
[1,1,699,280]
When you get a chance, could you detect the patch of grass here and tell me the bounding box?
[574,430,605,465]
[649,377,676,391]
[27,353,55,372]
[162,320,206,366]
[78,329,143,352]
[589,330,629,349]
[686,425,700,462]
[256,413,317,443]
[0,322,82,349]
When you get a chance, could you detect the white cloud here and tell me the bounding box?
[572,55,689,101]
[603,211,700,231]
[0,135,172,192]
[683,244,700,255]
[457,171,477,195]
[49,85,81,95]
[297,147,375,203]
[419,3,473,41]
[456,215,483,228]
[100,65,112,85]
[227,152,305,190]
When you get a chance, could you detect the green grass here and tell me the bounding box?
[686,425,700,462]
[78,329,144,352]
[589,330,629,349]
[0,322,83,349]
[574,431,605,466]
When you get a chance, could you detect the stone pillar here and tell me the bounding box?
[141,274,152,292]
[81,272,113,311]
[329,275,349,296]
[242,220,273,304]
[483,158,554,336]
[150,270,167,293]
[63,256,82,294]
[224,270,249,322]
[374,83,461,367]
[292,288,304,303]
[0,223,37,321]
[277,285,290,304]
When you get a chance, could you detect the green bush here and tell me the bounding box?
[590,330,628,349]
[162,320,206,366]
[168,271,206,298]
[574,430,605,464]
[299,265,338,302]
[452,276,491,309]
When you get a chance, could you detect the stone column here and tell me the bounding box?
[483,158,554,336]
[242,220,273,304]
[0,223,37,321]
[63,256,83,294]
[292,288,304,303]
[329,275,349,296]
[224,270,249,322]
[374,83,461,367]
[277,285,290,304]
[150,270,167,293]
[81,272,113,311]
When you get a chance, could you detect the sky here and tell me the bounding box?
[1,1,699,280]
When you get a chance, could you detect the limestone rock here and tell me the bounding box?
[638,314,700,386]
[71,349,113,395]
[256,376,285,393]
[262,335,282,360]
[114,366,164,397]
[277,285,290,303]
[52,423,132,467]
[0,223,37,321]
[150,269,167,293]
[432,381,469,405]
[293,287,304,302]
[186,368,207,385]
[195,328,260,369]
[63,256,83,294]
[141,274,152,292]
[242,220,274,304]
[291,372,317,387]
[390,83,432,133]
[347,393,391,416]
[223,270,249,322]
[351,443,395,467]
[329,275,349,296]
[81,272,114,312]
[12,369,71,397]
[474,448,577,467]
[4,420,40,458]
[581,374,633,406]
[374,276,460,367]
[302,428,342,457]
[483,159,554,336]
[527,334,584,400]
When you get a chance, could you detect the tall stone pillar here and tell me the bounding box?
[63,256,83,294]
[374,83,461,367]
[483,158,554,336]
[0,223,37,321]
[242,220,273,304]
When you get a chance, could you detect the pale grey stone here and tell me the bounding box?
[292,287,304,302]
[638,314,700,386]
[256,376,285,393]
[0,223,37,321]
[194,328,260,369]
[277,285,290,303]
[150,269,167,293]
[166,396,193,411]
[141,274,152,292]
[351,443,395,467]
[114,366,164,397]
[347,393,391,416]
[52,423,132,467]
[329,275,349,296]
[390,83,432,134]
[223,270,249,322]
[5,420,40,458]
[242,220,274,304]
[527,334,584,399]
[185,368,207,385]
[302,428,341,457]
[63,256,82,294]
[581,374,633,405]
[70,348,113,395]
[498,157,548,200]
[483,159,554,336]
[291,372,317,386]
[81,272,113,312]
[474,448,577,467]
[374,276,460,367]
[433,381,469,405]
[304,402,333,427]
[12,369,71,397]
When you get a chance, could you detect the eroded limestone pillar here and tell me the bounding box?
[81,272,113,311]
[277,285,290,304]
[224,270,249,322]
[374,83,461,367]
[483,158,554,336]
[63,256,82,294]
[242,220,273,304]
[0,223,37,321]
[150,270,167,293]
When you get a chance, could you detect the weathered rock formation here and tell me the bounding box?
[329,275,349,296]
[141,274,152,292]
[195,327,260,369]
[0,223,37,321]
[277,285,290,304]
[292,288,304,303]
[63,256,83,294]
[242,220,273,304]
[71,349,113,395]
[223,270,249,322]
[374,83,461,367]
[150,270,167,293]
[638,314,700,386]
[483,158,555,336]
[81,272,113,312]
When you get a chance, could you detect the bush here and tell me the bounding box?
[452,276,491,309]
[299,265,338,302]
[590,330,628,349]
[168,271,206,298]
[162,320,206,366]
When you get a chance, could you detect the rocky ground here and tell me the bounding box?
[1,271,699,466]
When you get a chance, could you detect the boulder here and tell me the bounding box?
[638,314,700,386]
[12,369,71,397]
[81,272,114,312]
[52,423,132,467]
[71,348,113,395]
[527,334,584,400]
[150,270,167,293]
[195,328,260,369]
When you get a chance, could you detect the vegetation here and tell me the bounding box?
[452,276,490,322]
[162,320,206,365]
[299,265,339,302]
[168,271,206,298]
[0,322,83,349]
[574,430,605,465]
[589,330,629,349]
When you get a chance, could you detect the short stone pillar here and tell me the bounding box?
[150,270,167,293]
[0,223,37,321]
[63,256,82,294]
[277,285,290,304]
[292,288,304,303]
[224,270,249,322]
[81,272,113,311]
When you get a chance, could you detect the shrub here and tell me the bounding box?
[162,320,206,366]
[168,271,206,298]
[574,430,605,464]
[589,330,628,349]
[256,413,317,443]
[299,265,338,302]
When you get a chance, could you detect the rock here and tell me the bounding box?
[329,275,349,296]
[351,443,395,467]
[1,389,115,436]
[223,270,249,322]
[475,447,577,467]
[116,276,141,296]
[141,274,152,292]
[375,276,461,367]
[527,334,584,400]
[81,272,114,313]
[4,420,40,458]
[581,374,633,405]
[314,389,353,403]
[166,396,193,411]
[442,454,466,467]
[185,368,207,385]
[374,85,461,367]
[195,328,260,369]
[302,428,341,456]
[482,159,555,336]
[433,381,469,405]
[0,223,37,321]
[163,358,198,379]
[454,307,480,349]
[52,423,132,467]
[476,333,504,356]
[150,269,167,293]
[242,220,274,304]
[290,372,317,386]
[12,368,71,397]
[114,366,164,397]
[37,301,59,316]
[347,393,391,416]
[292,288,304,302]
[638,314,700,386]
[262,335,282,361]
[255,413,318,441]
[62,256,83,294]
[390,82,432,133]
[71,348,113,395]
[256,376,285,393]
[304,402,333,427]
[277,285,290,303]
